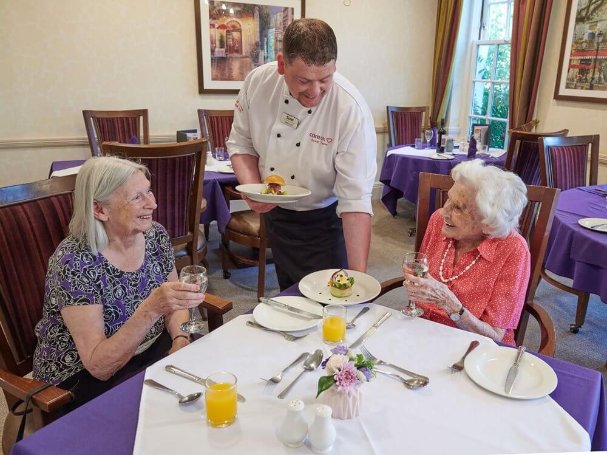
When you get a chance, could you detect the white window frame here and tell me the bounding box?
[467,0,513,148]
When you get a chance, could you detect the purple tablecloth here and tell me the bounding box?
[544,185,607,303]
[11,288,607,454]
[380,148,506,215]
[49,160,238,233]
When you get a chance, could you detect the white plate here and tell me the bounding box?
[298,269,381,305]
[429,153,455,160]
[205,164,234,174]
[578,217,607,233]
[236,183,311,203]
[252,296,323,332]
[464,345,557,399]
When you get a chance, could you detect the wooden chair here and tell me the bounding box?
[101,140,210,272]
[197,109,272,299]
[504,129,569,185]
[220,186,271,300]
[197,109,234,153]
[83,109,150,157]
[375,172,559,356]
[386,106,429,148]
[538,134,600,333]
[0,176,76,452]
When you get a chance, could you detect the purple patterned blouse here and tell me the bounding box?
[33,222,174,385]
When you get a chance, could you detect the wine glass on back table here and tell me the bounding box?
[179,265,208,333]
[402,252,428,317]
[424,129,434,149]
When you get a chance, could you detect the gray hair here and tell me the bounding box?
[451,159,527,238]
[69,156,149,254]
[282,18,337,65]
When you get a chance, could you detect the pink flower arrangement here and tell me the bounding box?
[316,345,375,397]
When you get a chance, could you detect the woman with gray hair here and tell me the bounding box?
[33,156,203,409]
[404,159,530,344]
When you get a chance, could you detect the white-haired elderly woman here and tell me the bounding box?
[405,159,530,344]
[33,156,203,409]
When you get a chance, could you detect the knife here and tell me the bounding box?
[349,312,391,349]
[504,346,526,394]
[165,365,246,402]
[259,297,322,320]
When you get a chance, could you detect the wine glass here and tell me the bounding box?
[424,129,434,149]
[402,252,428,317]
[179,265,208,333]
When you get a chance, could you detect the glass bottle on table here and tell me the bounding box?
[437,119,447,153]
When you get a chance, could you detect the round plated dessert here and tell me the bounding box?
[328,269,354,298]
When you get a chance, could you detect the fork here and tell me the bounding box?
[450,340,480,372]
[246,320,308,341]
[360,345,429,382]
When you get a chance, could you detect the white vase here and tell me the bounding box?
[277,399,308,448]
[308,404,337,454]
[318,387,361,420]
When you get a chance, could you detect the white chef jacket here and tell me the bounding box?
[227,61,376,216]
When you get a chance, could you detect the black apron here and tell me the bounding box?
[265,201,347,290]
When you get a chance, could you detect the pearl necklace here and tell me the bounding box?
[439,240,481,283]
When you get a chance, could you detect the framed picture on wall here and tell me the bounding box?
[554,0,607,103]
[194,0,305,94]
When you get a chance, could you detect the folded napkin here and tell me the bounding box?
[50,165,82,178]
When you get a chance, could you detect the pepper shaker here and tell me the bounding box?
[277,399,308,448]
[308,404,336,453]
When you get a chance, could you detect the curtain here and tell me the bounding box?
[509,0,554,129]
[429,0,464,127]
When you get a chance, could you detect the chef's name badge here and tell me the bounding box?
[280,112,300,129]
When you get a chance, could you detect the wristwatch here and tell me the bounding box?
[449,305,465,322]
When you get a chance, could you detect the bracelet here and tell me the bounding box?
[172,334,190,343]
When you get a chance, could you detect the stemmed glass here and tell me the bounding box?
[179,265,208,333]
[424,129,434,149]
[402,252,429,317]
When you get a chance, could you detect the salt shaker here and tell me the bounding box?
[277,399,308,448]
[308,404,336,453]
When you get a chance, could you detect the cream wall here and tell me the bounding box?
[0,0,437,187]
[535,3,607,183]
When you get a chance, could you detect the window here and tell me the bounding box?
[468,0,513,149]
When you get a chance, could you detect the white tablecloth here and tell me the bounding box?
[134,304,589,454]
[386,146,506,159]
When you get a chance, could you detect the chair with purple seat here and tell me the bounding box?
[0,175,77,453]
[197,109,233,154]
[101,139,209,272]
[83,109,149,157]
[504,129,569,185]
[386,106,429,148]
[538,134,600,334]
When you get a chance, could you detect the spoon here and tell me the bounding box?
[346,306,370,329]
[144,379,202,404]
[375,368,429,389]
[265,352,310,384]
[277,349,323,399]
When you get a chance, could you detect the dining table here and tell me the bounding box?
[380,146,506,216]
[11,284,606,454]
[544,184,607,305]
[49,160,239,233]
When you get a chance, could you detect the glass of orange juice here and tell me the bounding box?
[322,304,346,345]
[205,372,238,427]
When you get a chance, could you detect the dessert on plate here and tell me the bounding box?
[262,175,286,195]
[328,269,354,298]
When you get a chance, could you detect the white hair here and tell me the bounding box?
[69,156,149,254]
[451,159,527,238]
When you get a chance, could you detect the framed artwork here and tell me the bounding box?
[194,0,305,94]
[471,123,490,146]
[554,0,607,103]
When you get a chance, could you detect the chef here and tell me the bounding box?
[227,18,376,290]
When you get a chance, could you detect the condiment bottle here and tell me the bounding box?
[277,399,308,448]
[308,404,336,453]
[468,134,477,159]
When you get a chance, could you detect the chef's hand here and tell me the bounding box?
[242,195,277,213]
